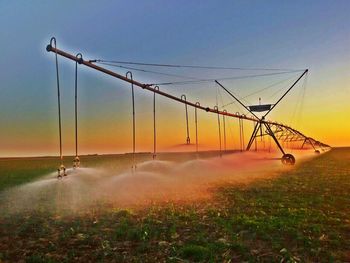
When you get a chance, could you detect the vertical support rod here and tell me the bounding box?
[262,127,266,150]
[181,95,190,144]
[241,116,245,149]
[73,53,82,169]
[236,112,242,151]
[153,86,159,159]
[195,102,200,153]
[246,121,260,151]
[75,58,78,157]
[126,71,136,168]
[51,37,63,165]
[214,106,222,157]
[74,53,82,159]
[222,110,227,152]
[254,122,258,151]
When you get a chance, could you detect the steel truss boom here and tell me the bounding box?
[46,41,329,154]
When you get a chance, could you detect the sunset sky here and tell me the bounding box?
[0,0,349,157]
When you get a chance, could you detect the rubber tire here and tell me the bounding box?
[281,154,296,165]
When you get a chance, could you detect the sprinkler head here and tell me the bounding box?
[57,168,62,179]
[57,165,67,178]
[73,156,80,169]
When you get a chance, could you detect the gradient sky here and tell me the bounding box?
[0,0,349,157]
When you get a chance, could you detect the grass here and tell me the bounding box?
[0,148,349,262]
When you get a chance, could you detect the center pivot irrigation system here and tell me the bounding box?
[46,37,330,178]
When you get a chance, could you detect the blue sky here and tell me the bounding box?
[0,0,349,156]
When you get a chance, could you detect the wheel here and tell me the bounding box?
[281,154,296,165]
[315,150,320,154]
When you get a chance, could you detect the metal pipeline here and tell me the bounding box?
[46,40,329,150]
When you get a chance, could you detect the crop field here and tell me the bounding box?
[0,148,349,262]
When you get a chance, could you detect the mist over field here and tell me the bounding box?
[0,150,317,215]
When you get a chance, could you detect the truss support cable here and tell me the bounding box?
[216,80,260,120]
[222,74,302,108]
[126,71,136,169]
[153,86,159,159]
[263,70,308,118]
[97,62,201,81]
[152,71,302,86]
[91,59,304,72]
[181,95,190,144]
